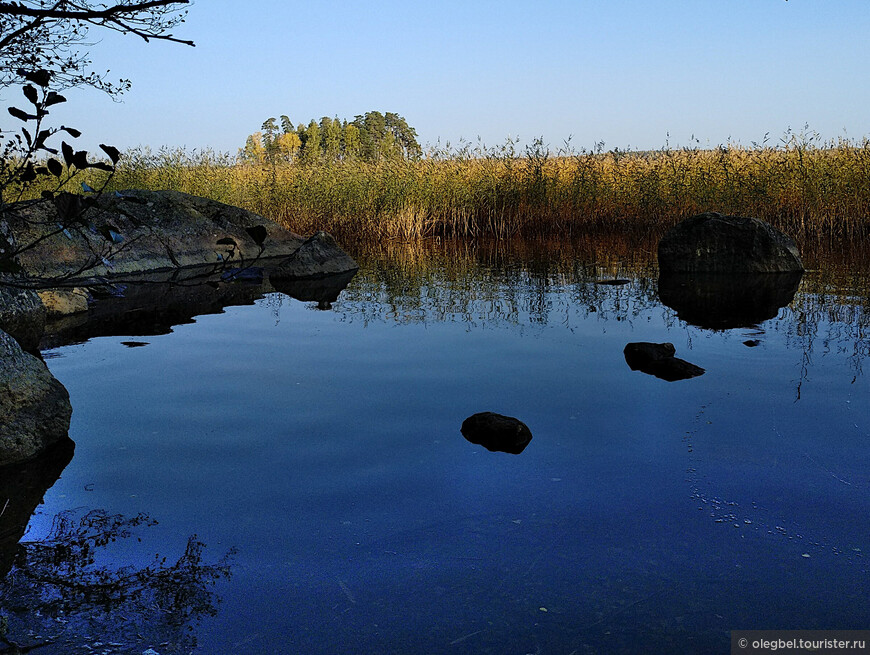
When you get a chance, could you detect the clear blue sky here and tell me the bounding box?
[22,0,870,155]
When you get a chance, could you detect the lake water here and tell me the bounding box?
[3,239,869,654]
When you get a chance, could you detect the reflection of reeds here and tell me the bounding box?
[334,239,870,377]
[96,133,870,245]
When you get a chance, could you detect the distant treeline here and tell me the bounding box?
[241,111,422,165]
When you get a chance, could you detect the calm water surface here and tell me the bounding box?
[12,241,870,653]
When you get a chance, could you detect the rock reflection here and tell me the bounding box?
[624,342,705,382]
[0,437,75,578]
[657,272,802,330]
[461,412,533,454]
[270,269,357,310]
[0,506,234,654]
[38,261,357,349]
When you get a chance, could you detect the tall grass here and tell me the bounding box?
[105,132,870,246]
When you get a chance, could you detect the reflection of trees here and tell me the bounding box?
[0,509,234,654]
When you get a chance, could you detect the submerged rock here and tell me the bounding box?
[658,271,802,329]
[658,212,804,273]
[0,329,72,465]
[623,342,705,382]
[461,412,533,454]
[272,231,359,280]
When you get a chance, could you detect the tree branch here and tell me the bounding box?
[0,0,189,20]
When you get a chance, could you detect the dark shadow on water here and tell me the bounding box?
[657,272,803,330]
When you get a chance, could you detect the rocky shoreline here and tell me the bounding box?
[0,189,359,466]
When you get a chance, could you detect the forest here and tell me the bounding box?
[241,111,422,165]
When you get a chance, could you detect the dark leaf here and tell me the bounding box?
[45,92,66,107]
[34,129,51,148]
[245,225,268,247]
[72,150,89,170]
[20,163,36,182]
[53,192,82,221]
[41,190,55,200]
[216,237,238,247]
[22,127,32,147]
[61,141,75,166]
[0,257,23,274]
[22,84,38,105]
[89,161,114,172]
[35,166,48,175]
[47,158,63,176]
[99,143,121,163]
[22,70,51,87]
[8,106,35,121]
[61,126,82,138]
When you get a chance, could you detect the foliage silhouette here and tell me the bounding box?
[0,508,234,654]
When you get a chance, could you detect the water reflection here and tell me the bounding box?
[0,507,233,654]
[38,263,357,349]
[623,342,705,381]
[334,239,870,378]
[0,437,75,578]
[271,269,358,310]
[657,272,803,329]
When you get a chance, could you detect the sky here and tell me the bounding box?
[7,0,870,155]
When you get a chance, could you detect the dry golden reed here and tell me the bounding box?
[103,133,870,247]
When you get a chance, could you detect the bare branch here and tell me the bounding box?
[0,0,189,20]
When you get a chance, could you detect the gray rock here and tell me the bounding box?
[461,412,533,454]
[0,328,72,465]
[2,189,307,279]
[38,287,90,318]
[272,231,359,280]
[623,342,705,382]
[658,212,804,273]
[0,284,46,351]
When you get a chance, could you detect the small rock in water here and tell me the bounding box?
[461,412,533,454]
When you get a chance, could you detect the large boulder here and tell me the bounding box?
[0,328,72,465]
[658,213,804,273]
[271,231,359,280]
[0,284,46,352]
[0,189,339,279]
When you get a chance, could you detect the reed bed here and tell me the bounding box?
[102,134,870,246]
